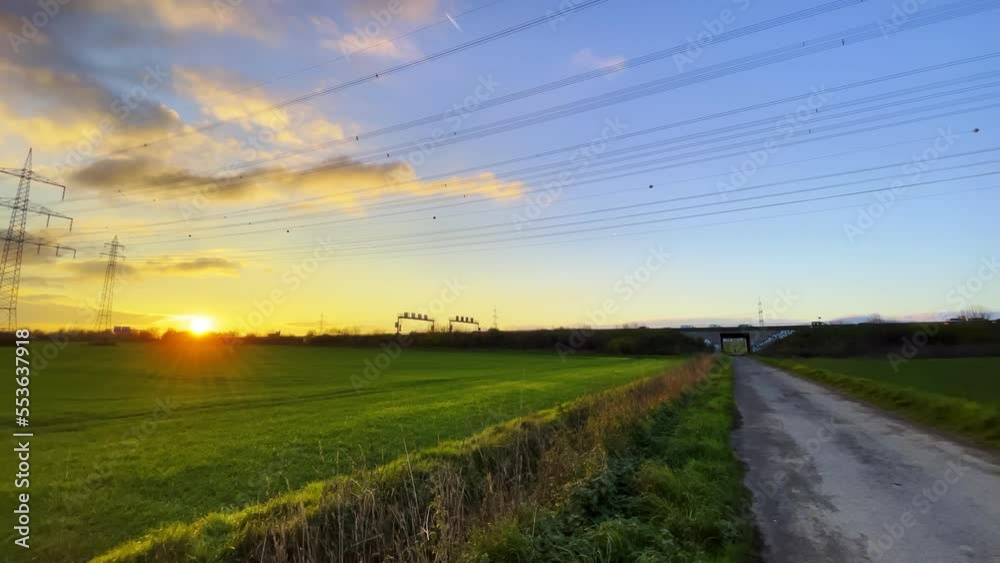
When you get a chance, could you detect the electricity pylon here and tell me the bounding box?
[0,149,76,330]
[96,237,125,332]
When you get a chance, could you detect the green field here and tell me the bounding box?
[722,339,748,355]
[781,357,1000,405]
[763,356,1000,448]
[2,342,675,562]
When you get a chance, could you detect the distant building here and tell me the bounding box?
[113,326,132,335]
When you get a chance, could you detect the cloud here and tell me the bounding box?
[0,51,179,133]
[0,13,185,174]
[311,11,421,61]
[571,48,627,74]
[68,153,524,208]
[18,292,72,305]
[342,0,440,23]
[312,0,442,59]
[0,2,294,184]
[318,34,422,61]
[173,65,346,148]
[18,296,167,329]
[63,255,241,280]
[18,275,66,289]
[145,257,243,276]
[72,0,280,41]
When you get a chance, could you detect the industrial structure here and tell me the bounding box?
[395,312,435,334]
[0,149,75,330]
[448,315,481,332]
[96,237,125,332]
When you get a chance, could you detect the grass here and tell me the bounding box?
[769,357,1000,405]
[464,356,756,562]
[93,356,717,562]
[722,339,748,355]
[761,357,1000,449]
[3,341,677,562]
[98,358,752,563]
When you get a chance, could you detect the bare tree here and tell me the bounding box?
[867,313,884,324]
[962,305,993,321]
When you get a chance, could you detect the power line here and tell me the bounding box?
[134,134,966,237]
[220,0,864,163]
[119,154,1000,261]
[64,59,1000,227]
[300,177,1000,259]
[224,0,512,98]
[129,184,1000,265]
[204,167,1000,258]
[62,4,1000,207]
[81,0,612,159]
[116,145,1000,254]
[166,0,870,156]
[303,160,1000,251]
[201,0,1000,178]
[90,97,999,249]
[64,74,1000,244]
[63,133,951,256]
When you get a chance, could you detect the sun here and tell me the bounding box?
[188,316,214,335]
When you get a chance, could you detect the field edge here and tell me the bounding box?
[759,358,1000,450]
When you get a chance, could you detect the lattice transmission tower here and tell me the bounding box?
[0,149,76,330]
[96,237,125,332]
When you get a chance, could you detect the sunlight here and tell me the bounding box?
[188,316,214,335]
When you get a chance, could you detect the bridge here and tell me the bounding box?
[679,325,802,353]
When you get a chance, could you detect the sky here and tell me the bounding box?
[1,0,998,334]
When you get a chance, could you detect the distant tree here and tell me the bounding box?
[868,313,885,324]
[963,305,992,321]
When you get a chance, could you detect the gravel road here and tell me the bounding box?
[731,357,1000,563]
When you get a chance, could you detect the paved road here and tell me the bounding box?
[731,357,1000,563]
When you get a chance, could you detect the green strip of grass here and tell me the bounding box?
[462,357,757,562]
[761,358,1000,449]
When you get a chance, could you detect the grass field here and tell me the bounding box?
[3,342,677,562]
[93,356,750,563]
[763,357,1000,448]
[775,357,1000,405]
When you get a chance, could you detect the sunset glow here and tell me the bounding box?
[188,316,214,335]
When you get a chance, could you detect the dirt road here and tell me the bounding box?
[731,357,1000,563]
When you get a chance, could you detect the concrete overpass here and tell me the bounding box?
[679,325,803,352]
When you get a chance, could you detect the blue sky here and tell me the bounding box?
[1,0,998,332]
